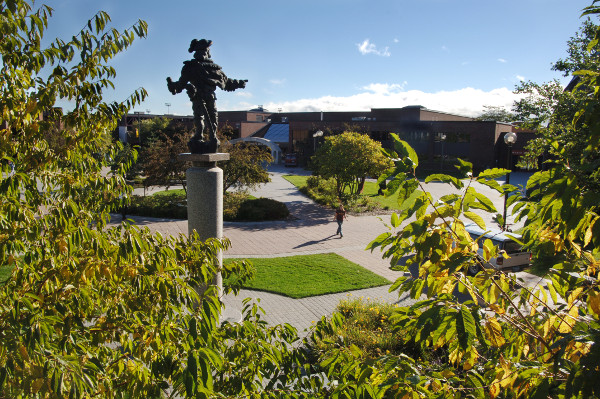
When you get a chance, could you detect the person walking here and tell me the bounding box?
[334,204,347,238]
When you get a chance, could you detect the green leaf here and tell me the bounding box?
[425,173,463,189]
[464,212,486,230]
[391,135,419,167]
[477,168,509,180]
[474,192,497,212]
[457,306,477,350]
[397,179,419,205]
[391,212,400,228]
[455,158,473,176]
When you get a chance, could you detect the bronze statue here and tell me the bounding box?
[167,39,247,153]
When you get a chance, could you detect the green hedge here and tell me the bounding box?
[126,191,187,219]
[126,191,289,222]
[236,198,289,221]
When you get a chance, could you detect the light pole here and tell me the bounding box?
[502,131,517,231]
[439,133,447,172]
[165,103,171,115]
[313,130,323,153]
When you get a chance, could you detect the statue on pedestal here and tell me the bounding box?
[167,39,247,154]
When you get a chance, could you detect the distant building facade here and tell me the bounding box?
[217,105,534,172]
[120,105,534,172]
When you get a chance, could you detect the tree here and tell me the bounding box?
[474,105,515,122]
[312,131,393,201]
[0,2,309,397]
[305,4,600,396]
[141,130,190,192]
[513,16,600,193]
[220,141,273,193]
[552,17,600,76]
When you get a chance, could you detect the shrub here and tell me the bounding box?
[308,298,425,361]
[236,198,290,221]
[126,191,187,219]
[301,176,338,207]
[344,196,380,213]
[223,191,252,221]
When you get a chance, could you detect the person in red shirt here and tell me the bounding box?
[334,204,348,238]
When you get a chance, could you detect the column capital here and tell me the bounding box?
[178,152,230,167]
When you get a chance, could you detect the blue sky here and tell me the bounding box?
[42,0,593,117]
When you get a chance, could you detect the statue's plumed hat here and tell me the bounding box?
[189,39,212,53]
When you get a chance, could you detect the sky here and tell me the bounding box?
[40,0,594,118]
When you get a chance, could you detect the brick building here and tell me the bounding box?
[120,105,534,173]
[217,105,534,173]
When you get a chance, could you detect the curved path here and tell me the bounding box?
[122,166,537,335]
[124,165,412,335]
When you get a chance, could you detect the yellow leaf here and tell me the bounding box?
[588,292,600,315]
[484,317,506,347]
[448,346,461,365]
[463,347,479,370]
[543,316,556,338]
[489,382,501,399]
[585,218,597,246]
[522,343,530,358]
[558,306,579,333]
[489,303,505,315]
[568,287,584,307]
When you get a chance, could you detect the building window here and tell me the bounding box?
[397,131,430,142]
[370,131,390,142]
[445,132,470,143]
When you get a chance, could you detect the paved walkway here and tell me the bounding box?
[123,165,415,335]
[120,165,537,336]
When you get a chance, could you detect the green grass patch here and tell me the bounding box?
[225,253,390,298]
[282,175,401,211]
[152,188,185,197]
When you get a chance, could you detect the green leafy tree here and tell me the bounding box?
[141,130,189,192]
[312,131,394,201]
[221,141,273,193]
[304,4,600,397]
[514,16,600,194]
[474,105,515,122]
[0,2,311,398]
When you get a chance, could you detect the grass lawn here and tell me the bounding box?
[282,174,401,211]
[225,253,390,299]
[152,188,185,197]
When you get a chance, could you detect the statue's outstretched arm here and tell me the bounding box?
[224,78,247,92]
[166,76,187,94]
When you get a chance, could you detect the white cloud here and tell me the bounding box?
[270,78,286,86]
[357,39,391,57]
[259,86,522,117]
[441,45,450,52]
[516,75,526,81]
[498,58,507,63]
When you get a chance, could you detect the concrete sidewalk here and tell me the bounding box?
[118,164,414,335]
[117,165,537,336]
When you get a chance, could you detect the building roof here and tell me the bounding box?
[263,123,289,143]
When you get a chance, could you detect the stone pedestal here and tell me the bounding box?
[178,153,240,323]
[180,153,228,295]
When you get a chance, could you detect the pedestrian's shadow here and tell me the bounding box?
[293,235,338,249]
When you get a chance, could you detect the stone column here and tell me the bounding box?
[178,153,229,298]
